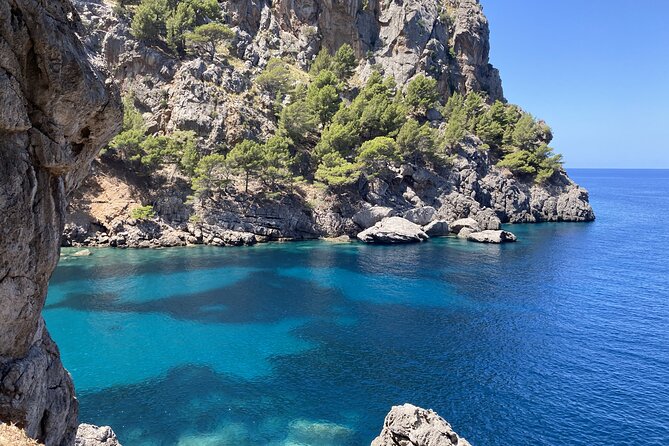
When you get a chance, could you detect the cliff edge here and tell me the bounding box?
[0,0,121,444]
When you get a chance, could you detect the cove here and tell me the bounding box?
[45,170,669,445]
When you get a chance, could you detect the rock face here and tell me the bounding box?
[61,0,594,248]
[353,206,395,229]
[357,217,429,244]
[0,0,121,445]
[372,404,472,446]
[467,230,517,244]
[226,0,503,100]
[75,424,121,446]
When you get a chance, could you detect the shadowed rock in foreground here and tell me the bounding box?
[372,404,472,446]
[0,0,121,444]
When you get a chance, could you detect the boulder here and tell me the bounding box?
[457,227,476,239]
[403,206,437,226]
[467,230,517,244]
[352,206,394,229]
[371,404,472,446]
[76,424,122,446]
[450,218,481,234]
[423,220,450,237]
[473,209,502,231]
[357,217,429,244]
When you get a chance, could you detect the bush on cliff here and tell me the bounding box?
[405,75,440,118]
[130,205,156,220]
[184,22,234,59]
[131,0,226,54]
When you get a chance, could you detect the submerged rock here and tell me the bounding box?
[284,419,354,446]
[357,217,429,244]
[72,249,93,257]
[467,230,517,244]
[75,424,122,446]
[372,404,472,446]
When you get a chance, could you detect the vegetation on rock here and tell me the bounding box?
[130,205,156,220]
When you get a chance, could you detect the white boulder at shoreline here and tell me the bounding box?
[357,217,429,244]
[467,230,517,244]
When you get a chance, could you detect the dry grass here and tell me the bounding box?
[0,424,41,446]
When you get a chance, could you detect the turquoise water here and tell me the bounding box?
[45,169,669,445]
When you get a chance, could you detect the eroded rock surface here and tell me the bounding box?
[372,404,472,446]
[467,230,517,244]
[0,0,121,444]
[75,424,121,446]
[357,217,429,244]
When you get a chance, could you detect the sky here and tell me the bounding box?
[481,0,669,168]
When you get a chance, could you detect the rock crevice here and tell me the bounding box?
[0,0,121,444]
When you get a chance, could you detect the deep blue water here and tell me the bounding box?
[45,169,669,445]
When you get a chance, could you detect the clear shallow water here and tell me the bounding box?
[45,169,669,445]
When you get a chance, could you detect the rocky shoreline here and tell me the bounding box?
[63,159,594,249]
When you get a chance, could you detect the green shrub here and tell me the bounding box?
[405,75,439,116]
[130,205,156,220]
[332,44,357,80]
[396,119,438,159]
[192,153,230,197]
[356,136,400,177]
[131,0,169,42]
[226,140,263,192]
[260,135,294,188]
[315,152,360,187]
[309,44,357,80]
[256,59,297,98]
[184,22,234,59]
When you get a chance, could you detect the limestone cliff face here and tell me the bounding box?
[0,0,121,444]
[227,0,503,99]
[63,0,593,249]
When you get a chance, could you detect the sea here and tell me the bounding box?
[45,169,669,445]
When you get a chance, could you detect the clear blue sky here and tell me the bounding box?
[482,0,669,168]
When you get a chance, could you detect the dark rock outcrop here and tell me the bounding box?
[372,404,472,446]
[0,0,121,444]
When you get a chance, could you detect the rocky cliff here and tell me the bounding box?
[63,0,593,249]
[0,0,121,444]
[372,404,472,446]
[226,0,503,99]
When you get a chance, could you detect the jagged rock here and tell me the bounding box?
[423,220,450,237]
[75,424,121,446]
[467,230,517,244]
[62,0,593,250]
[403,206,438,226]
[450,218,481,234]
[353,206,395,229]
[472,209,502,231]
[357,217,429,244]
[0,1,121,444]
[372,404,472,446]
